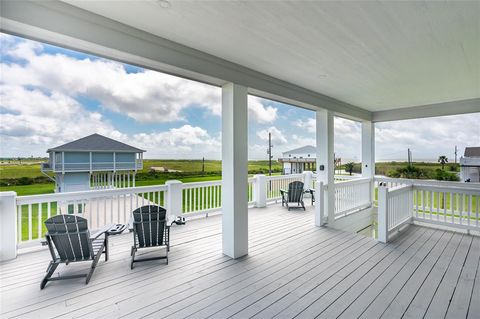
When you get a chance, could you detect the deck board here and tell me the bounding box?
[1,203,478,319]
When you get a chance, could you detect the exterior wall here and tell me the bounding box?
[64,152,89,163]
[115,153,136,169]
[283,162,291,174]
[282,161,316,174]
[56,172,91,193]
[92,152,114,163]
[460,156,480,182]
[461,166,480,182]
[281,151,315,160]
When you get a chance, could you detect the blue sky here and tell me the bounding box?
[1,33,479,162]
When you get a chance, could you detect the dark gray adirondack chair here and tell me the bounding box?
[131,205,170,269]
[280,181,306,210]
[41,215,111,289]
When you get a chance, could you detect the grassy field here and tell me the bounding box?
[0,159,282,179]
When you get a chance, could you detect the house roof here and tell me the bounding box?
[282,145,316,156]
[464,147,480,157]
[47,134,145,153]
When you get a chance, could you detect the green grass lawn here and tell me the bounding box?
[0,159,282,180]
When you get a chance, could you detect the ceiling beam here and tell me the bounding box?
[372,98,480,122]
[0,0,371,121]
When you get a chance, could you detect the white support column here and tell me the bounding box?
[166,180,183,222]
[0,191,17,261]
[222,83,248,259]
[362,121,375,203]
[253,174,267,208]
[315,181,325,226]
[316,109,335,226]
[377,184,389,243]
[302,171,313,191]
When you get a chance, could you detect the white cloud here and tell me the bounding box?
[0,37,278,124]
[248,96,278,124]
[375,114,480,161]
[256,126,287,145]
[1,49,221,123]
[294,118,315,133]
[130,125,221,158]
[0,85,127,156]
[0,85,222,158]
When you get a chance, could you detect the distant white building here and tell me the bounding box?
[460,147,480,182]
[278,145,316,175]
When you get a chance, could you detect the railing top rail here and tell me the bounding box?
[334,177,372,186]
[16,184,168,205]
[266,174,304,181]
[375,176,480,189]
[413,184,480,195]
[181,180,222,188]
[387,184,413,195]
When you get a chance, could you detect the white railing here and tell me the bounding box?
[334,177,372,219]
[15,184,167,245]
[378,180,480,242]
[181,178,255,217]
[413,184,479,230]
[182,180,222,215]
[265,174,304,200]
[377,184,413,243]
[43,161,142,172]
[12,177,259,247]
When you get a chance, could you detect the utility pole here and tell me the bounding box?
[454,145,458,164]
[407,148,412,166]
[202,157,205,175]
[267,132,273,176]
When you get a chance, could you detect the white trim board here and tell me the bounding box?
[372,98,480,122]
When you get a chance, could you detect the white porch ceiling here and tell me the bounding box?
[63,0,480,113]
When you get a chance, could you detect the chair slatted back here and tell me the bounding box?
[288,181,305,203]
[132,205,167,248]
[44,215,92,262]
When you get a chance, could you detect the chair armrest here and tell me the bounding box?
[90,224,114,240]
[280,189,288,194]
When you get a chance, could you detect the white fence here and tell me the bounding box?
[377,184,413,242]
[265,174,304,201]
[8,175,271,248]
[11,172,476,253]
[334,178,373,218]
[15,185,168,245]
[377,179,480,243]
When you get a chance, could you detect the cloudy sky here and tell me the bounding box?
[1,33,479,162]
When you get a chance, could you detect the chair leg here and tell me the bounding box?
[131,248,136,270]
[40,262,59,290]
[104,236,109,262]
[86,245,104,284]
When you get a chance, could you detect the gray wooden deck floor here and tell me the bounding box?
[1,204,479,319]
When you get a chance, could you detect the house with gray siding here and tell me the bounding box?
[41,133,145,193]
